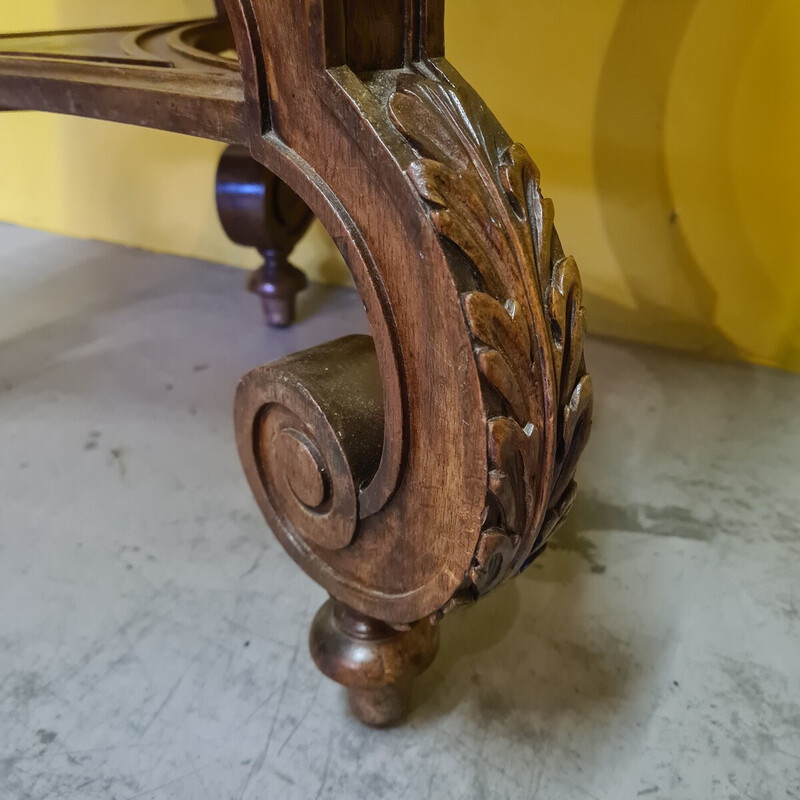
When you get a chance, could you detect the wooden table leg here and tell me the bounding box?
[229,1,593,724]
[0,1,595,725]
[216,144,312,327]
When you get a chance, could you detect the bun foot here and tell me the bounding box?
[248,256,307,328]
[309,599,439,727]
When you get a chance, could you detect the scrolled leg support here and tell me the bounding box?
[229,0,593,724]
[235,334,445,723]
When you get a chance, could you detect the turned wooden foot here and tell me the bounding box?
[309,599,439,727]
[248,254,307,328]
[216,144,313,328]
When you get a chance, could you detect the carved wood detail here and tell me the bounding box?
[388,69,593,611]
[1,0,594,725]
[0,20,247,143]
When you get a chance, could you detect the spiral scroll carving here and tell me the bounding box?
[255,403,355,549]
[388,70,593,611]
[235,335,384,556]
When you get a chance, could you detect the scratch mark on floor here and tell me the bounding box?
[312,738,333,800]
[137,672,185,741]
[277,676,321,757]
[240,545,267,579]
[238,623,306,800]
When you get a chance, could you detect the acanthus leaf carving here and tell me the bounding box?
[388,70,593,612]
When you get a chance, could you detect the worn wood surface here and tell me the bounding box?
[0,20,247,142]
[0,0,592,724]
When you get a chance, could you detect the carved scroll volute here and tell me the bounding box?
[236,336,385,553]
[230,0,592,625]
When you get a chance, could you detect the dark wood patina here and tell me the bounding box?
[216,145,313,326]
[0,1,593,726]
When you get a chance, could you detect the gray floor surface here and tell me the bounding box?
[1,222,799,800]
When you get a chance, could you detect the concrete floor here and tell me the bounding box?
[1,222,799,800]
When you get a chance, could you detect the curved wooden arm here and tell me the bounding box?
[228,0,593,626]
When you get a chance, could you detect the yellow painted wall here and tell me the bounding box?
[1,1,798,371]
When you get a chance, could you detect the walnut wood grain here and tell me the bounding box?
[0,0,593,725]
[0,21,247,143]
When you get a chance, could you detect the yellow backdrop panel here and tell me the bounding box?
[1,1,798,371]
